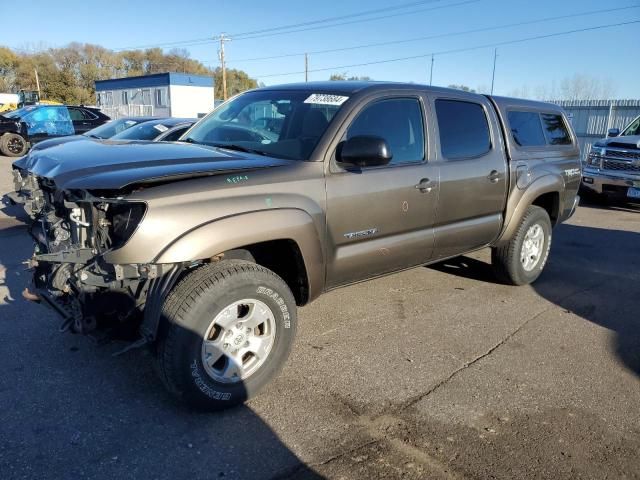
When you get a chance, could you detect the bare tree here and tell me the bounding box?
[559,74,615,100]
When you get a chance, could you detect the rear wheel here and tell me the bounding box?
[492,205,552,285]
[155,261,297,410]
[0,133,28,157]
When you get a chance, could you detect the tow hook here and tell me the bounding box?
[22,287,41,303]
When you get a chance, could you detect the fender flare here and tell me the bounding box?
[154,208,325,300]
[495,174,564,245]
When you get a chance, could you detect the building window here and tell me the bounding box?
[142,89,151,105]
[122,90,129,105]
[155,88,168,107]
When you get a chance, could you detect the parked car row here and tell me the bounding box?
[0,104,196,156]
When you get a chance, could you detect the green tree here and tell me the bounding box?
[0,47,18,91]
[213,67,257,99]
[0,43,257,104]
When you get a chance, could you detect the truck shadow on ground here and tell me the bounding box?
[429,221,640,379]
[0,210,323,479]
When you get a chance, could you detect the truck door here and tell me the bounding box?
[325,94,439,288]
[428,94,508,260]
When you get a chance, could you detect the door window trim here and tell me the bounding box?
[330,94,429,173]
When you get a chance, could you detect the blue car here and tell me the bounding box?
[0,105,110,156]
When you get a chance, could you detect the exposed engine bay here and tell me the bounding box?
[15,169,182,341]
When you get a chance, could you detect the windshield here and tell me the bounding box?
[182,90,348,160]
[85,118,146,139]
[621,116,640,137]
[111,121,172,141]
[3,106,37,119]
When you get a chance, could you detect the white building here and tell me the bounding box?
[95,72,214,119]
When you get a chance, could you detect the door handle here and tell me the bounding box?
[415,178,433,193]
[487,170,501,183]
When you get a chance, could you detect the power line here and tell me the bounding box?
[252,19,640,79]
[227,0,478,42]
[228,5,639,63]
[227,0,449,39]
[113,0,474,50]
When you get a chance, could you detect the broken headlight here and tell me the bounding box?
[105,202,147,249]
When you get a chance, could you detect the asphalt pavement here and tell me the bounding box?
[1,154,639,480]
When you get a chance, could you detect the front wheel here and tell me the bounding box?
[155,261,297,410]
[491,205,552,285]
[0,133,28,157]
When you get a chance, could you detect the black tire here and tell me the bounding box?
[0,133,28,157]
[155,261,297,410]
[491,205,552,286]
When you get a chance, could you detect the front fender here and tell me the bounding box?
[494,174,564,245]
[153,208,325,300]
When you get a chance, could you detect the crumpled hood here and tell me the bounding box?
[597,135,640,149]
[22,140,296,190]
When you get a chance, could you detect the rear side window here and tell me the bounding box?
[540,113,571,145]
[508,111,546,146]
[347,98,425,165]
[435,99,490,159]
[67,107,85,121]
[508,110,572,147]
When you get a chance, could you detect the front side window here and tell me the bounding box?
[435,99,491,159]
[346,98,425,165]
[508,111,546,147]
[183,90,346,160]
[541,113,571,145]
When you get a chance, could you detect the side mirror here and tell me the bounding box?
[337,135,392,168]
[607,128,620,138]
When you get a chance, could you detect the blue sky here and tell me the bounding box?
[4,0,639,97]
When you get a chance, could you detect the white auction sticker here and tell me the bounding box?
[153,124,169,132]
[304,94,349,106]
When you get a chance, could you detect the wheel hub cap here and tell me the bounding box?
[8,138,23,154]
[520,223,544,271]
[201,299,276,383]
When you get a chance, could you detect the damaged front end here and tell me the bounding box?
[24,176,182,340]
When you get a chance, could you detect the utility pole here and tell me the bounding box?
[304,53,309,82]
[34,68,41,97]
[218,33,231,100]
[429,54,434,86]
[490,48,498,95]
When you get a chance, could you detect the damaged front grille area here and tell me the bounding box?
[23,174,177,337]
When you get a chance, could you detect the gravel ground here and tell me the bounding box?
[1,154,639,479]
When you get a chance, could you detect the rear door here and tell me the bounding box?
[325,92,439,288]
[428,93,508,259]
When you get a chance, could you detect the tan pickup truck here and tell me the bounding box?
[12,82,581,409]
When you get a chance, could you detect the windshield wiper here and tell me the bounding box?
[210,143,268,156]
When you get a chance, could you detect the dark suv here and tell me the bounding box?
[0,105,110,156]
